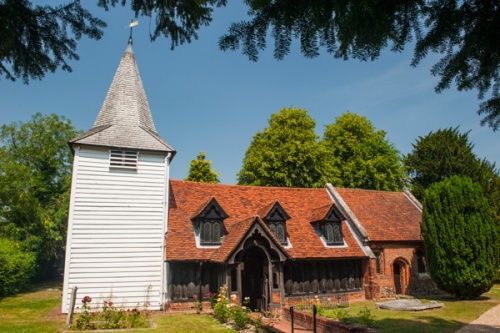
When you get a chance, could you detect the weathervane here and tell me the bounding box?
[128,19,139,45]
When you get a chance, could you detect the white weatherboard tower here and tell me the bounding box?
[62,37,175,313]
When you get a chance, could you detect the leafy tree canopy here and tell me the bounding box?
[404,127,500,222]
[0,0,106,83]
[422,176,499,299]
[238,108,402,190]
[185,151,220,184]
[1,1,499,130]
[322,112,404,191]
[238,107,326,188]
[0,113,80,280]
[404,127,478,199]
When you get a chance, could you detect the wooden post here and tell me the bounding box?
[66,286,78,328]
[313,304,317,333]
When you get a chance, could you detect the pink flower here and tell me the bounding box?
[82,296,92,303]
[206,292,213,297]
[192,294,198,299]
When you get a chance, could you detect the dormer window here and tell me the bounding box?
[192,197,229,246]
[110,149,138,170]
[311,204,345,246]
[262,202,290,245]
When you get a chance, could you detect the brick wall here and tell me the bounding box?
[283,307,375,333]
[370,242,424,297]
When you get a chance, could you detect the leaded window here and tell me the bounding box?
[417,250,426,273]
[200,220,222,245]
[268,221,286,244]
[323,221,343,245]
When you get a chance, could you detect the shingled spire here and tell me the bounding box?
[70,40,175,154]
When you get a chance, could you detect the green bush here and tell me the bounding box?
[422,176,499,299]
[0,238,36,297]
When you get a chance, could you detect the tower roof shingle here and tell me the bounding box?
[70,43,175,154]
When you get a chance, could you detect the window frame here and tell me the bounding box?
[199,219,223,245]
[374,252,382,274]
[322,221,344,246]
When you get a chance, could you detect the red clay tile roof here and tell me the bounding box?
[335,188,422,242]
[166,180,367,261]
[309,204,331,223]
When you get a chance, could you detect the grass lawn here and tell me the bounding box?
[1,284,499,333]
[0,286,234,333]
[344,284,500,333]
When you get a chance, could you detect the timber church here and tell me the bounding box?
[62,40,428,313]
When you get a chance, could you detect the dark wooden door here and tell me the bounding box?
[242,248,266,311]
[393,263,401,294]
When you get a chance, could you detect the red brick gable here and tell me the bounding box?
[335,188,422,242]
[166,180,367,261]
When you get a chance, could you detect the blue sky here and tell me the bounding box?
[1,2,498,184]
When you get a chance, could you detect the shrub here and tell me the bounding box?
[354,307,374,326]
[71,296,150,330]
[230,296,251,330]
[213,285,230,323]
[0,238,36,297]
[213,285,252,331]
[330,307,351,322]
[422,176,499,299]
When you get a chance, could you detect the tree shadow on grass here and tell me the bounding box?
[371,316,466,333]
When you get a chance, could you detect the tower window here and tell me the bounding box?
[110,150,138,170]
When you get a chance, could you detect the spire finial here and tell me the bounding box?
[128,19,139,45]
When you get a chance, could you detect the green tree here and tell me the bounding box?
[404,127,478,199]
[421,176,499,299]
[0,113,80,280]
[321,112,404,191]
[404,127,500,222]
[1,1,498,130]
[185,151,220,184]
[0,238,37,297]
[0,0,106,83]
[237,107,326,188]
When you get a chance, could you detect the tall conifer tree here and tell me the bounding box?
[422,176,499,299]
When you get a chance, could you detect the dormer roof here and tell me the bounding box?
[70,42,176,154]
[258,201,291,221]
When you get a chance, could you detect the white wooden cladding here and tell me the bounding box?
[62,147,168,313]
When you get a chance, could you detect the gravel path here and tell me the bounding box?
[455,303,500,333]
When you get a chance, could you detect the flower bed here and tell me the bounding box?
[70,296,151,330]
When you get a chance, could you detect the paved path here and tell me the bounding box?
[455,303,500,333]
[267,318,310,333]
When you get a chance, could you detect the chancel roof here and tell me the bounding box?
[70,42,175,154]
[334,187,422,242]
